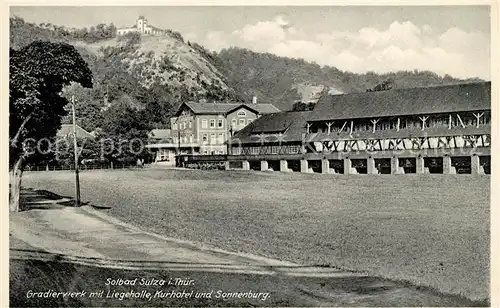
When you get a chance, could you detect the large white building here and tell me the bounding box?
[117,16,167,36]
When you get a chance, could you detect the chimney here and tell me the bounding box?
[252,96,257,104]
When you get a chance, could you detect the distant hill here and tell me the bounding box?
[10,16,484,131]
[213,47,483,111]
[10,16,237,131]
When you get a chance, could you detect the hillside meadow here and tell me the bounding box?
[21,169,490,302]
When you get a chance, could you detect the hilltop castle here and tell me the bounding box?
[117,16,167,36]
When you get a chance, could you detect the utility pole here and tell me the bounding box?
[71,96,81,207]
[227,125,233,155]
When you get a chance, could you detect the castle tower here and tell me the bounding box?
[137,16,146,33]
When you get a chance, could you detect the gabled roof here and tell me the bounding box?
[225,103,281,115]
[176,101,280,116]
[229,111,311,144]
[57,124,94,139]
[309,82,491,122]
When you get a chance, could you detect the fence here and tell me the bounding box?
[25,164,145,172]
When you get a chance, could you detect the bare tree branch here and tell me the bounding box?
[10,111,34,148]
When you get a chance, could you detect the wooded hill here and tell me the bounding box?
[10,16,481,131]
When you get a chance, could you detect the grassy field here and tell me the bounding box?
[22,169,490,302]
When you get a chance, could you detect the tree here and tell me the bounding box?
[99,104,151,165]
[367,79,394,92]
[9,41,93,212]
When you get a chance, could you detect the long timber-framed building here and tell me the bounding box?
[225,82,491,175]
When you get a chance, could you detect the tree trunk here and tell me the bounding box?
[10,155,25,212]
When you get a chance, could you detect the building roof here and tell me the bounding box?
[307,125,491,141]
[57,124,94,139]
[309,82,491,122]
[176,101,280,116]
[148,129,171,140]
[146,143,200,149]
[229,111,311,144]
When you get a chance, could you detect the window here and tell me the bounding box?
[218,133,224,144]
[188,121,192,128]
[237,110,246,117]
[172,123,177,130]
[210,119,215,128]
[218,119,224,128]
[231,119,237,127]
[210,133,216,144]
[288,145,300,154]
[202,134,208,142]
[202,119,208,129]
[247,119,253,125]
[239,119,246,126]
[189,135,193,143]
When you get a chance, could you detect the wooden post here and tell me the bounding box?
[349,121,354,136]
[280,160,288,172]
[471,155,480,175]
[242,160,250,170]
[367,157,376,174]
[443,156,453,174]
[391,157,399,174]
[370,119,379,133]
[419,116,429,131]
[260,160,268,171]
[339,121,347,133]
[321,159,330,174]
[448,114,452,129]
[71,96,81,207]
[396,118,400,132]
[326,122,334,135]
[457,114,466,128]
[473,112,484,128]
[343,158,352,175]
[306,123,312,134]
[416,156,424,174]
[300,160,309,173]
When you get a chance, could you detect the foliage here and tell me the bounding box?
[99,104,151,163]
[116,31,141,48]
[61,83,104,132]
[366,79,394,92]
[9,40,93,210]
[10,41,93,166]
[10,17,484,134]
[214,47,479,111]
[292,102,316,111]
[44,136,102,168]
[10,16,116,49]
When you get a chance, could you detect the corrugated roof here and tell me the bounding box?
[310,82,491,121]
[229,111,311,144]
[57,124,94,139]
[179,101,280,116]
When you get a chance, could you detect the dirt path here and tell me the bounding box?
[9,189,487,307]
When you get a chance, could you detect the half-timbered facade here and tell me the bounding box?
[227,82,491,175]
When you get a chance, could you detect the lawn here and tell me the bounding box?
[21,169,490,302]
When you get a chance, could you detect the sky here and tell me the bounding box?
[10,6,491,79]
